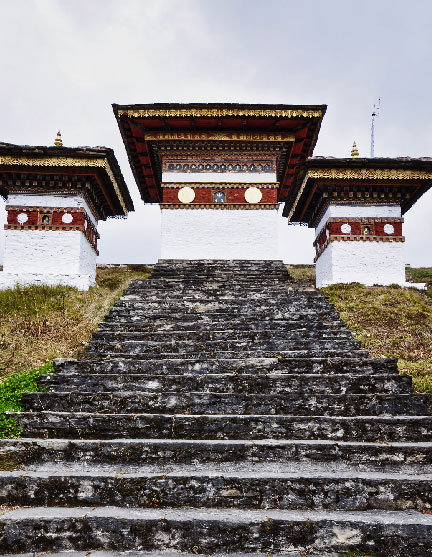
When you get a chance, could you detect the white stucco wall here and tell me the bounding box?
[0,193,98,290]
[316,204,401,236]
[161,208,279,260]
[0,229,96,290]
[162,172,277,184]
[314,203,409,287]
[316,241,406,287]
[8,193,99,227]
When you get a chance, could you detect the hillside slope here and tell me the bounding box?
[290,266,432,399]
[0,265,151,381]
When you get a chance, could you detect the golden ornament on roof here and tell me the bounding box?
[351,141,359,158]
[54,130,63,147]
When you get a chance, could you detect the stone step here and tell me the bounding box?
[21,392,429,416]
[2,469,431,511]
[119,286,322,295]
[10,412,432,441]
[115,298,332,307]
[0,507,431,554]
[105,309,340,320]
[3,438,432,473]
[85,339,361,355]
[126,287,314,297]
[0,550,328,557]
[111,296,333,313]
[38,373,412,395]
[54,356,392,376]
[96,319,345,332]
[79,349,369,361]
[90,330,354,343]
[155,259,289,267]
[133,279,293,287]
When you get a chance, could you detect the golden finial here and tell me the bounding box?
[351,141,359,158]
[54,130,63,147]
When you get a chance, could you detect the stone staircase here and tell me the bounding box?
[1,259,432,556]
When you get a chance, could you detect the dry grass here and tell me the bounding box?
[289,265,432,398]
[324,282,432,398]
[0,265,151,381]
[286,265,315,286]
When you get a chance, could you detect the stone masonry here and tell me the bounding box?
[1,260,432,555]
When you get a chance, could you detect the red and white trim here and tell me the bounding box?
[314,217,404,261]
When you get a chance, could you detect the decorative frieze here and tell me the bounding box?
[314,217,404,261]
[163,161,275,173]
[5,206,99,253]
[160,203,279,210]
[162,186,278,205]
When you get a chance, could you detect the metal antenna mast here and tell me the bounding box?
[370,98,381,157]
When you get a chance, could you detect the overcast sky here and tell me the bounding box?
[1,0,431,265]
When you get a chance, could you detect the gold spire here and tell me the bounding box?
[351,141,359,158]
[54,130,63,147]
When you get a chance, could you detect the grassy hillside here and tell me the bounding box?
[289,265,432,399]
[0,265,152,381]
[0,263,431,412]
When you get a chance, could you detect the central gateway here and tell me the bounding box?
[114,103,325,259]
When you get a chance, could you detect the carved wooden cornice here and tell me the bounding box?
[0,155,128,214]
[117,108,323,119]
[308,168,432,180]
[161,182,279,189]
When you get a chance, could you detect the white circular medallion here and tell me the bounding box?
[17,212,28,224]
[177,186,195,204]
[384,223,395,234]
[341,223,352,234]
[62,213,73,224]
[244,187,262,204]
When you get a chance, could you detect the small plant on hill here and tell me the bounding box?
[0,361,53,438]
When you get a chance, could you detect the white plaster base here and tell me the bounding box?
[1,230,96,291]
[161,208,279,260]
[0,272,95,290]
[316,241,409,288]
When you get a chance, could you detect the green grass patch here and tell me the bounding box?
[0,361,53,438]
[406,266,432,288]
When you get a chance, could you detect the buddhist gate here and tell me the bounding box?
[1,102,431,289]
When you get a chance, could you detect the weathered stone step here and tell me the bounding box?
[145,273,292,280]
[100,317,344,332]
[105,307,338,317]
[2,552,324,557]
[106,309,339,320]
[91,330,354,344]
[38,373,411,395]
[85,339,361,356]
[119,286,321,295]
[97,319,345,332]
[155,259,289,267]
[110,301,333,312]
[4,438,432,473]
[21,392,429,416]
[11,412,432,441]
[1,507,431,554]
[121,288,322,297]
[79,349,370,362]
[55,355,390,376]
[2,470,431,511]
